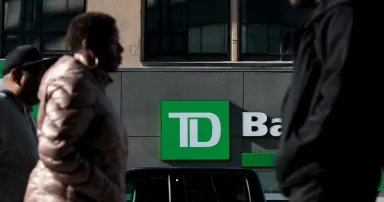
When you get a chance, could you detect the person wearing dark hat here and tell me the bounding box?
[0,45,51,202]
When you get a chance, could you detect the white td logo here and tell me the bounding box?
[168,113,221,148]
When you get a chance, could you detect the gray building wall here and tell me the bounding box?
[106,68,292,199]
[106,68,292,168]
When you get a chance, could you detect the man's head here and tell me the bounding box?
[66,12,124,72]
[289,0,319,8]
[2,45,49,106]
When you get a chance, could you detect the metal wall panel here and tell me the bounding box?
[243,72,291,116]
[105,70,292,168]
[106,69,292,201]
[106,72,122,115]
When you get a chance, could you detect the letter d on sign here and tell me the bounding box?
[169,113,221,148]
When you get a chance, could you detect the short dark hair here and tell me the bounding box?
[66,12,117,51]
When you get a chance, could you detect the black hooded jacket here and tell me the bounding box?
[276,0,384,196]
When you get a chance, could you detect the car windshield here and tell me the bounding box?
[126,170,254,202]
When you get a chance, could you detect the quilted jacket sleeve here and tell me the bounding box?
[38,75,123,201]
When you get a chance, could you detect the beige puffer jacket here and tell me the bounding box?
[24,54,128,202]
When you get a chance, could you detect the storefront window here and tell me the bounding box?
[144,0,311,62]
[3,0,36,54]
[144,0,230,61]
[42,0,85,53]
[240,0,310,61]
[2,0,86,57]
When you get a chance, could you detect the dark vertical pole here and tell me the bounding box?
[0,0,5,57]
[35,0,42,52]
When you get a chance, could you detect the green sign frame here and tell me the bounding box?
[161,100,230,160]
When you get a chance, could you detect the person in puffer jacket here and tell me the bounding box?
[24,12,128,202]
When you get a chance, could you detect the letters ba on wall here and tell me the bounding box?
[160,100,282,161]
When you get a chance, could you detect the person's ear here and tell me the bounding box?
[81,39,95,58]
[10,68,23,85]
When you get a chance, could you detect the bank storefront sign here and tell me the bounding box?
[160,100,281,163]
[160,100,384,195]
[161,100,230,160]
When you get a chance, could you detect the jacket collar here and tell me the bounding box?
[300,0,352,28]
[73,53,113,87]
[0,88,29,114]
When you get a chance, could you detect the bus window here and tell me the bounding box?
[170,174,187,202]
[212,173,250,202]
[127,175,169,202]
[126,183,134,202]
[183,172,218,202]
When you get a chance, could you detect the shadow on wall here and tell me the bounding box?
[164,102,279,168]
[234,102,280,153]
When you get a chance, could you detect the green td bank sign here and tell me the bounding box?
[161,100,230,160]
[161,100,281,166]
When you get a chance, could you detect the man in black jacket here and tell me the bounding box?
[0,45,55,202]
[276,0,384,201]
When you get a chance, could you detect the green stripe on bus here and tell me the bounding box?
[242,152,384,191]
[242,152,276,167]
[379,169,384,192]
[0,59,3,77]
